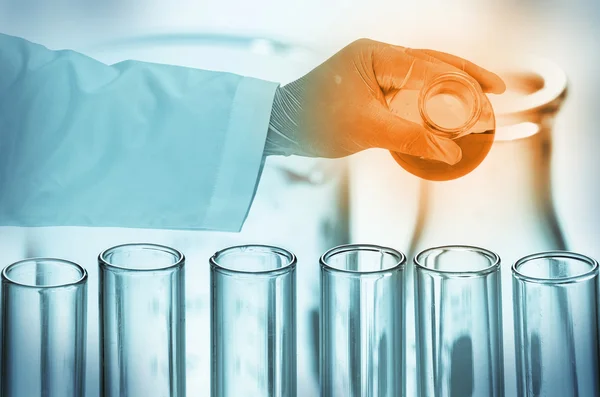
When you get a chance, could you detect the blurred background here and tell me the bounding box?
[0,0,598,395]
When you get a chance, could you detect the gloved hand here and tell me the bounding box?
[266,38,506,164]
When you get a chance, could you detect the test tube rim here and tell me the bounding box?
[1,257,88,289]
[512,250,599,285]
[414,244,501,277]
[98,242,185,273]
[210,244,297,276]
[320,243,406,275]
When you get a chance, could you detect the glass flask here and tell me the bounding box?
[512,251,600,397]
[414,245,504,397]
[403,57,568,397]
[1,258,88,397]
[320,244,406,397]
[210,245,297,397]
[99,243,186,397]
[389,72,496,181]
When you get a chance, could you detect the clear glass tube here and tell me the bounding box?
[1,258,88,397]
[210,245,297,397]
[512,251,600,397]
[320,244,406,397]
[415,245,504,397]
[99,243,186,397]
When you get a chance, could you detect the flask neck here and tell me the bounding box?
[419,73,482,139]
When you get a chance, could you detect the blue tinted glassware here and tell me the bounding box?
[1,258,87,397]
[210,245,297,397]
[415,245,504,397]
[513,251,600,397]
[99,243,186,397]
[320,244,406,397]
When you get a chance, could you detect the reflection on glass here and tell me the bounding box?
[1,258,87,397]
[99,243,186,397]
[210,245,297,397]
[320,244,406,397]
[513,251,600,397]
[415,245,504,397]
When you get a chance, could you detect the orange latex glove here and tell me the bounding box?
[266,39,506,164]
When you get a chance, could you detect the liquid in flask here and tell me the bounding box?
[389,72,496,181]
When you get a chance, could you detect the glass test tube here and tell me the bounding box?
[320,244,406,397]
[210,245,297,397]
[415,245,504,397]
[513,251,600,397]
[99,243,186,397]
[1,258,88,397]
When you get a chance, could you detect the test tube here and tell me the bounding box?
[210,245,297,397]
[320,244,406,397]
[99,243,186,397]
[1,258,88,397]
[414,245,504,397]
[513,251,600,397]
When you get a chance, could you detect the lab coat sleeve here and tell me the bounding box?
[0,33,279,232]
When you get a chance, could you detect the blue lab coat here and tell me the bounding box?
[0,33,279,232]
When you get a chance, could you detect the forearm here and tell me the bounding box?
[0,33,278,231]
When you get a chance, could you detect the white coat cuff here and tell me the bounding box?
[202,77,279,232]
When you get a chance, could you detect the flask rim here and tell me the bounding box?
[418,72,482,138]
[491,56,568,117]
